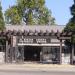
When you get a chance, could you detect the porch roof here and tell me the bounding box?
[5,25,65,33]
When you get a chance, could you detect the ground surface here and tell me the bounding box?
[0,70,75,75]
[0,63,75,75]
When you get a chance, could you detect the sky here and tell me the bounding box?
[1,0,74,25]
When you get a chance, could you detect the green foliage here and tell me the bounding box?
[38,7,55,25]
[64,0,75,45]
[70,0,75,16]
[5,6,21,25]
[0,2,5,30]
[64,17,75,31]
[64,17,75,44]
[5,0,55,25]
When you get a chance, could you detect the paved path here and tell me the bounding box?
[0,63,75,75]
[0,63,75,72]
[0,70,75,75]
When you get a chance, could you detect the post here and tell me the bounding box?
[9,47,13,63]
[5,40,9,63]
[40,47,43,62]
[60,39,62,64]
[10,35,13,63]
[15,45,18,63]
[15,36,18,63]
[71,44,74,65]
[21,46,24,63]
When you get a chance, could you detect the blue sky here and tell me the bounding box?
[1,0,74,25]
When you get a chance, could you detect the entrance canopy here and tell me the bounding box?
[0,28,72,41]
[0,25,72,40]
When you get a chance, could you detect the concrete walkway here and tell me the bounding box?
[0,63,75,72]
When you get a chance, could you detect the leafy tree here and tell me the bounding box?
[64,0,75,47]
[5,0,55,25]
[0,2,5,52]
[5,6,21,25]
[0,2,5,30]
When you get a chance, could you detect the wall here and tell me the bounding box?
[0,52,5,63]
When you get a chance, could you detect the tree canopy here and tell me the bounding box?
[64,0,75,46]
[5,6,21,25]
[0,2,5,30]
[5,0,55,25]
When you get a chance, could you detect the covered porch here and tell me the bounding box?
[3,30,73,64]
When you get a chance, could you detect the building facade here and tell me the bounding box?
[0,25,74,64]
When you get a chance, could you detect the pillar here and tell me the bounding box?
[40,47,43,62]
[60,39,62,64]
[5,40,9,63]
[10,35,13,63]
[15,35,18,63]
[71,44,74,65]
[9,47,13,63]
[21,46,24,63]
[15,45,18,63]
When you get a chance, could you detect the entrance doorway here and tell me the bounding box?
[24,46,42,61]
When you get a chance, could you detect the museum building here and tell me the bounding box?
[0,25,75,64]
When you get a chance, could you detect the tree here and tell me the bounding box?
[5,0,55,25]
[0,2,5,30]
[5,6,21,25]
[64,0,75,46]
[0,2,5,51]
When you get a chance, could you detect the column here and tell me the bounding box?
[10,35,13,63]
[21,46,24,63]
[15,36,18,63]
[71,44,74,65]
[40,47,43,62]
[15,45,18,63]
[5,40,9,63]
[60,39,62,64]
[9,47,13,63]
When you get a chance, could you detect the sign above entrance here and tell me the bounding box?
[18,37,51,44]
